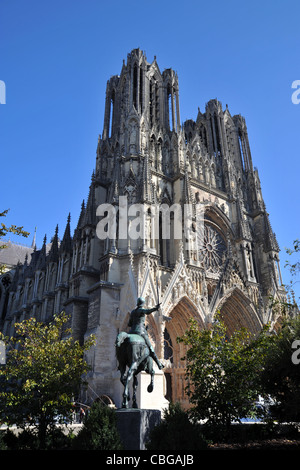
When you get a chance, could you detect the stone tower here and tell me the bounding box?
[0,49,286,409]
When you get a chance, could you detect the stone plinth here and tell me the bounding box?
[137,369,169,411]
[116,409,161,450]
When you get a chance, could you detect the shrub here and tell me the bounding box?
[146,402,208,450]
[0,427,72,450]
[0,430,8,450]
[72,401,123,450]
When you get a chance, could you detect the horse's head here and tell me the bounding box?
[116,331,129,348]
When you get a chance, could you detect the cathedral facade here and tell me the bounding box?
[0,49,286,409]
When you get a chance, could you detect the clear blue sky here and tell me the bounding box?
[0,0,299,299]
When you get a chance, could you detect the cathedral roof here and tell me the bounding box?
[0,240,34,269]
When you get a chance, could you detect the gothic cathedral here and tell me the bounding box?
[0,49,286,409]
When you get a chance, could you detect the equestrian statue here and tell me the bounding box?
[115,297,164,409]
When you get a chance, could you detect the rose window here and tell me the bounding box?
[198,224,226,272]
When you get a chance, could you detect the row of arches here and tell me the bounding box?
[159,290,265,405]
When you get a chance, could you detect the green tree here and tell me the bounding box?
[285,238,300,307]
[72,401,123,450]
[0,209,30,274]
[0,312,95,449]
[178,315,272,428]
[261,315,300,422]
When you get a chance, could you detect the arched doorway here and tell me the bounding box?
[217,288,262,336]
[163,296,205,407]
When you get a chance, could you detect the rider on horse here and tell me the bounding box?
[128,297,164,370]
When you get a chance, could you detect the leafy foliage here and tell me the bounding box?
[178,315,273,427]
[284,238,300,307]
[261,315,300,422]
[72,401,123,450]
[0,209,29,240]
[146,402,208,450]
[285,239,300,278]
[0,209,30,274]
[0,426,72,450]
[0,312,95,449]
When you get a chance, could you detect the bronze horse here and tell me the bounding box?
[115,332,155,408]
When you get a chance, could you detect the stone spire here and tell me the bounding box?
[48,225,59,262]
[83,174,97,227]
[263,210,280,253]
[31,227,37,249]
[60,213,72,254]
[73,200,85,240]
[36,235,47,270]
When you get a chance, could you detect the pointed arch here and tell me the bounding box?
[167,295,205,339]
[204,203,233,241]
[162,295,205,407]
[215,287,262,336]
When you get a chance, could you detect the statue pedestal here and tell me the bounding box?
[113,366,169,412]
[116,409,161,450]
[137,369,169,411]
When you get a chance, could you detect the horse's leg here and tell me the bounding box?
[121,343,143,408]
[147,358,155,393]
[117,350,130,408]
[127,352,148,408]
[122,345,151,408]
[122,370,131,408]
[123,360,139,408]
[132,374,138,408]
[147,371,154,393]
[118,362,128,408]
[119,362,126,386]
